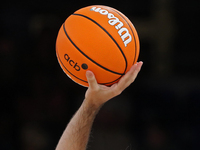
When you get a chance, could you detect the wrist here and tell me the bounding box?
[82,98,103,114]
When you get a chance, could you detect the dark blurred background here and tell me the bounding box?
[0,0,200,150]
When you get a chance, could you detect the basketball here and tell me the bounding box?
[56,5,140,87]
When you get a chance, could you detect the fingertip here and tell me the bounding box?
[135,61,143,72]
[86,70,93,78]
[135,61,143,65]
[139,61,143,65]
[135,61,143,67]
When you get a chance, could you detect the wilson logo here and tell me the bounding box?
[90,7,132,47]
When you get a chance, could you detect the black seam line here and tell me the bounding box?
[70,13,127,75]
[110,9,138,65]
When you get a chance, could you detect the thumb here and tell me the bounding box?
[86,71,98,89]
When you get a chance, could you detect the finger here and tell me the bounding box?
[117,61,143,91]
[86,70,98,89]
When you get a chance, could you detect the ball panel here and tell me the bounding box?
[65,14,126,74]
[56,26,123,87]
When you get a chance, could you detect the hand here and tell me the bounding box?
[84,61,143,109]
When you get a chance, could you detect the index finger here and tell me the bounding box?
[116,61,143,92]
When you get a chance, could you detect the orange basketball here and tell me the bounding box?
[56,5,140,87]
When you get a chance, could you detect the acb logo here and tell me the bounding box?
[64,54,88,71]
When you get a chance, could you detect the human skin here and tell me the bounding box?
[56,61,143,150]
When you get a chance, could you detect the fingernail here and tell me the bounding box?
[86,70,93,78]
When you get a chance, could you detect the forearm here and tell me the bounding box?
[56,99,100,150]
